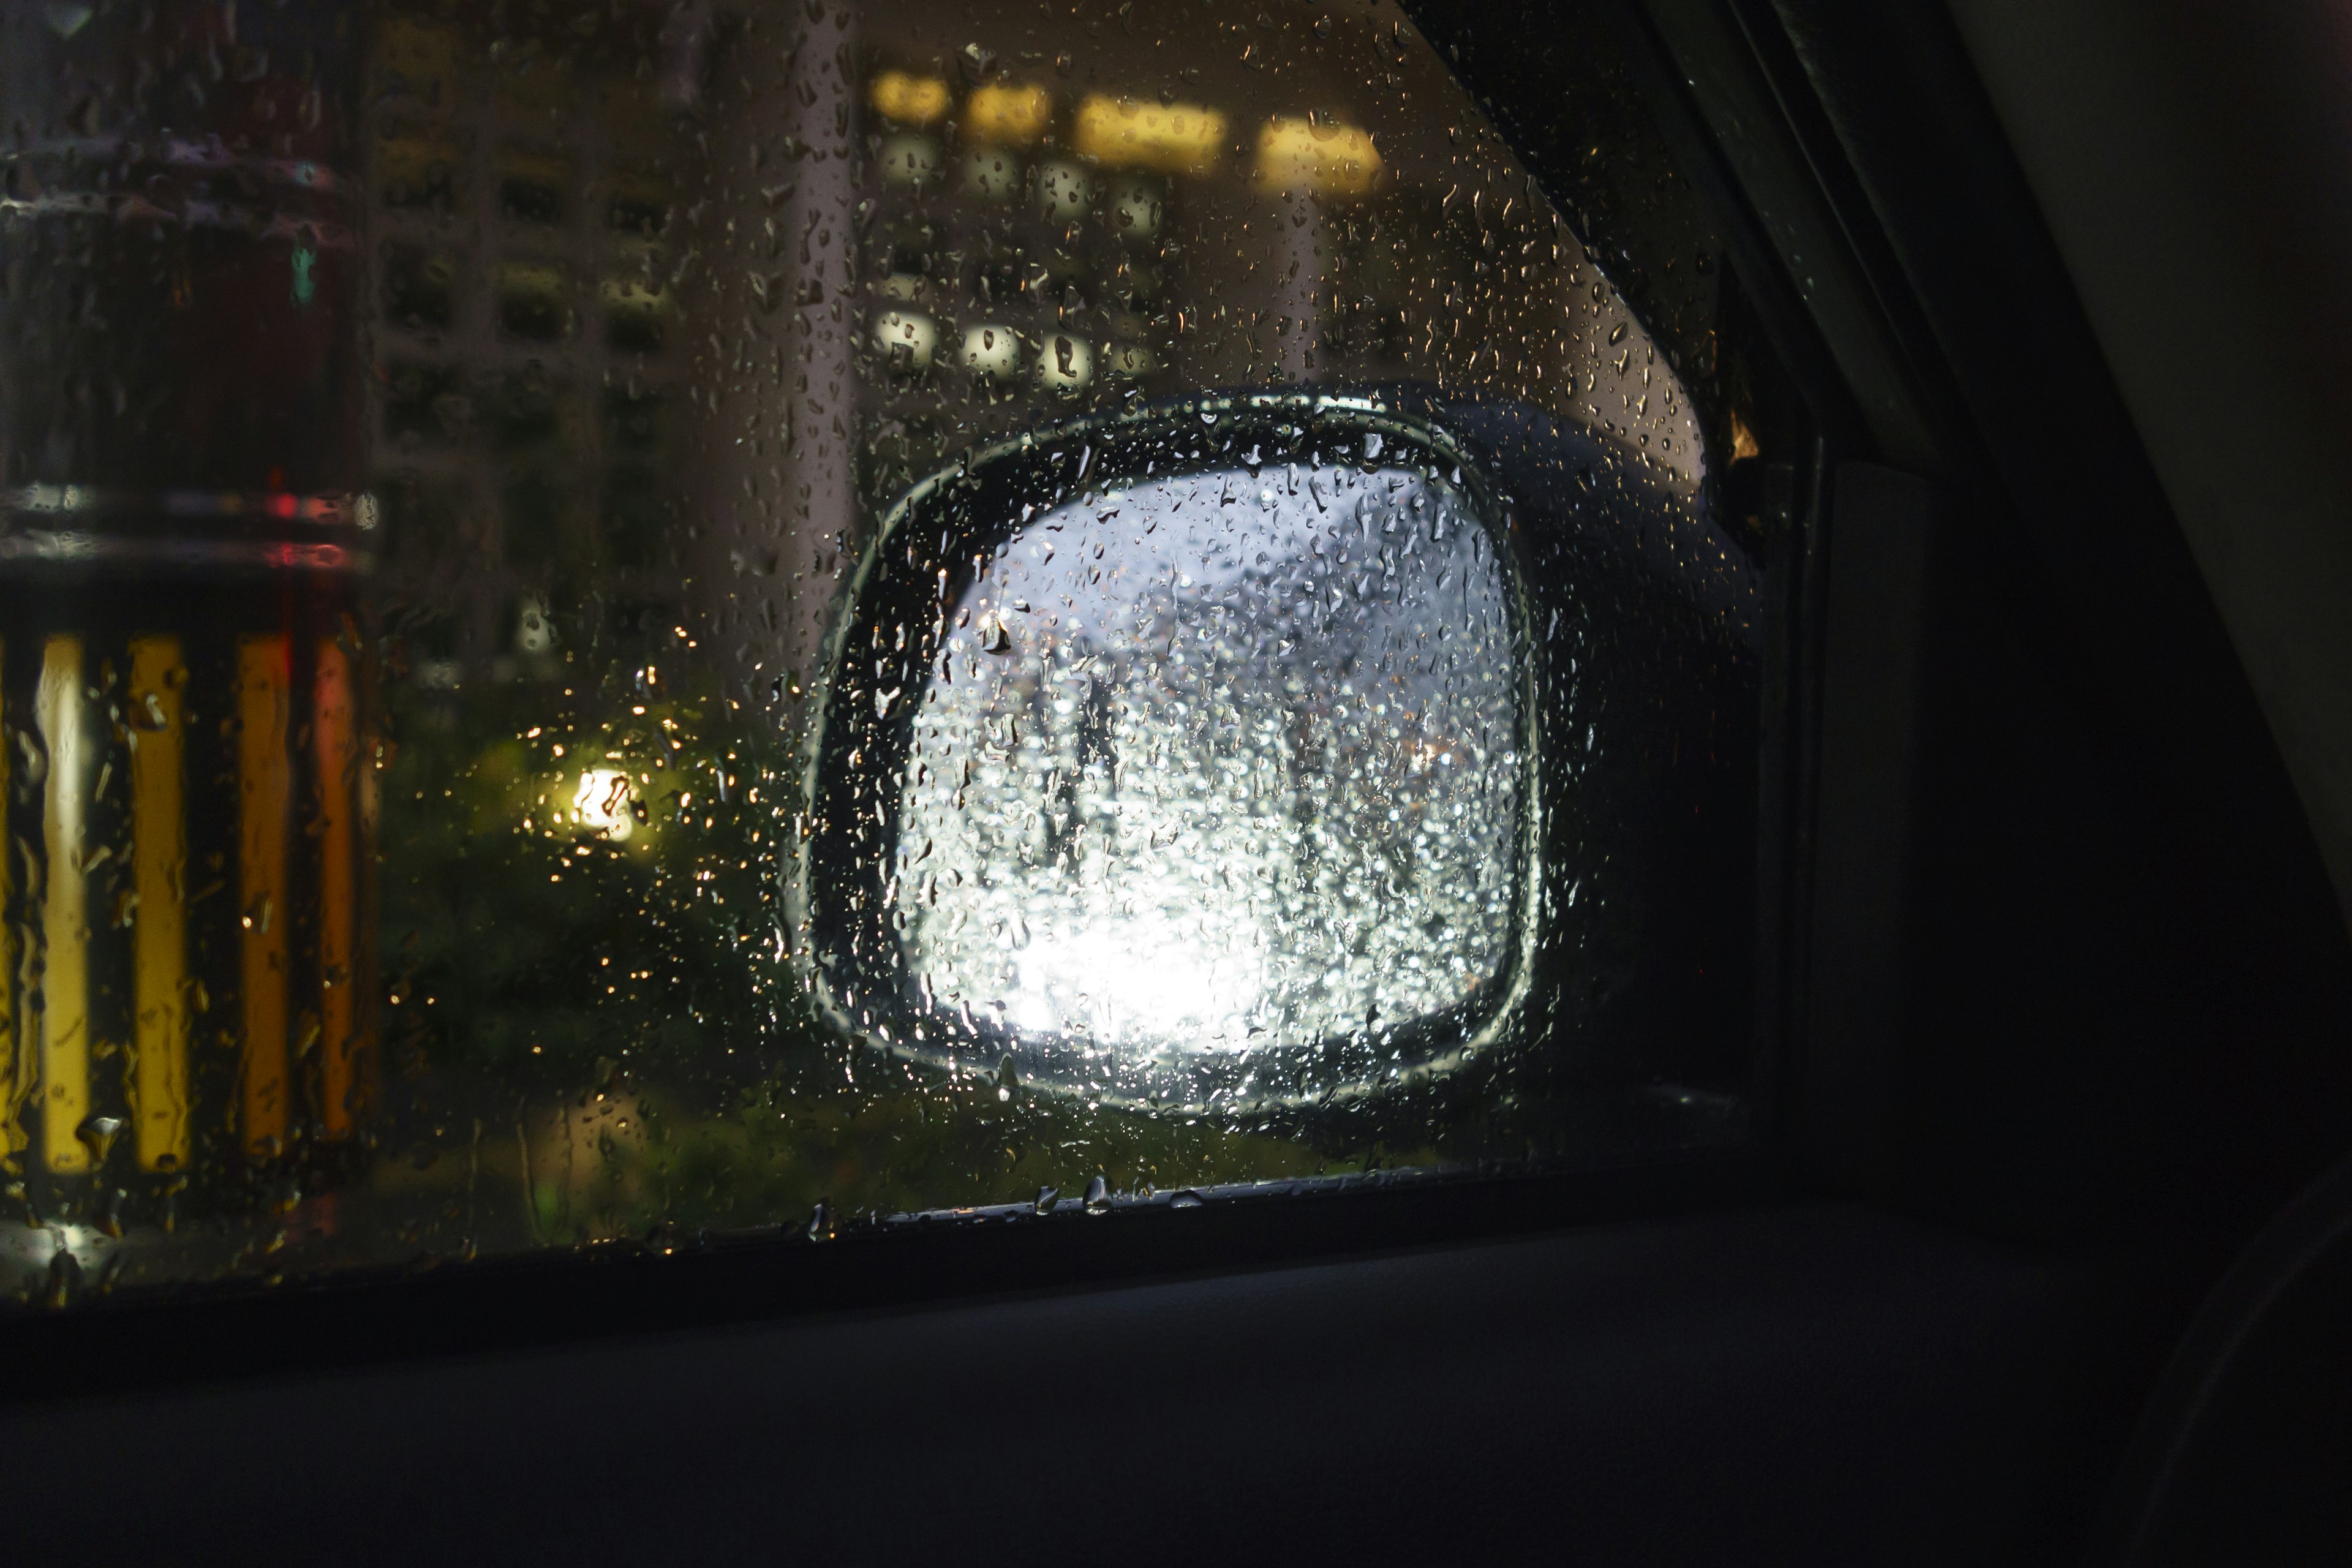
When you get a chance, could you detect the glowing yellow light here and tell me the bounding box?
[1254,117,1382,197]
[870,70,949,126]
[1103,341,1157,377]
[967,82,1052,148]
[573,770,637,841]
[1072,95,1228,176]
[1729,408,1762,462]
[37,637,90,1174]
[873,308,940,369]
[130,636,190,1172]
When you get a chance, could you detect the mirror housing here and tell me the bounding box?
[798,390,1761,1136]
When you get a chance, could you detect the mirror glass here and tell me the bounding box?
[892,456,1522,1084]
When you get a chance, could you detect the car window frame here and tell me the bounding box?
[1,0,1983,1385]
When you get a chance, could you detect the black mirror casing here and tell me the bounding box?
[797,388,1762,1157]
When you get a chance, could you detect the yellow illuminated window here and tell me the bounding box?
[967,83,1052,148]
[129,638,191,1173]
[870,69,950,126]
[1254,117,1383,198]
[1072,95,1229,176]
[37,638,90,1175]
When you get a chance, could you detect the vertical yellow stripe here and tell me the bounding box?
[315,638,358,1137]
[238,636,291,1156]
[130,637,190,1172]
[38,636,89,1174]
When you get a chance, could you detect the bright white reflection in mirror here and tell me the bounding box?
[895,460,1520,1061]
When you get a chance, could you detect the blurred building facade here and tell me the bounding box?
[363,2,695,690]
[364,0,1606,701]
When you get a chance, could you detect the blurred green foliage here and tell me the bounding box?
[373,659,1381,1250]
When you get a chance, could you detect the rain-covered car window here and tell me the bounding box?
[0,0,1761,1300]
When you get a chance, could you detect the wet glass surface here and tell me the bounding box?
[0,0,1763,1302]
[895,460,1520,1080]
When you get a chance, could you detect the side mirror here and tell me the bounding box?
[799,391,1758,1127]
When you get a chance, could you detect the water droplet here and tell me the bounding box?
[1084,1175,1111,1214]
[75,1115,124,1166]
[807,1200,834,1242]
[1033,1185,1059,1215]
[44,1248,81,1309]
[1167,1189,1204,1210]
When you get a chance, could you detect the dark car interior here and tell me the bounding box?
[6,0,2352,1561]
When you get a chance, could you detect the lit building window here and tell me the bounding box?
[1035,332,1093,394]
[875,309,940,371]
[878,132,942,188]
[1255,118,1383,198]
[1035,158,1093,222]
[869,69,949,126]
[960,323,1022,382]
[967,82,1052,148]
[1072,95,1229,176]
